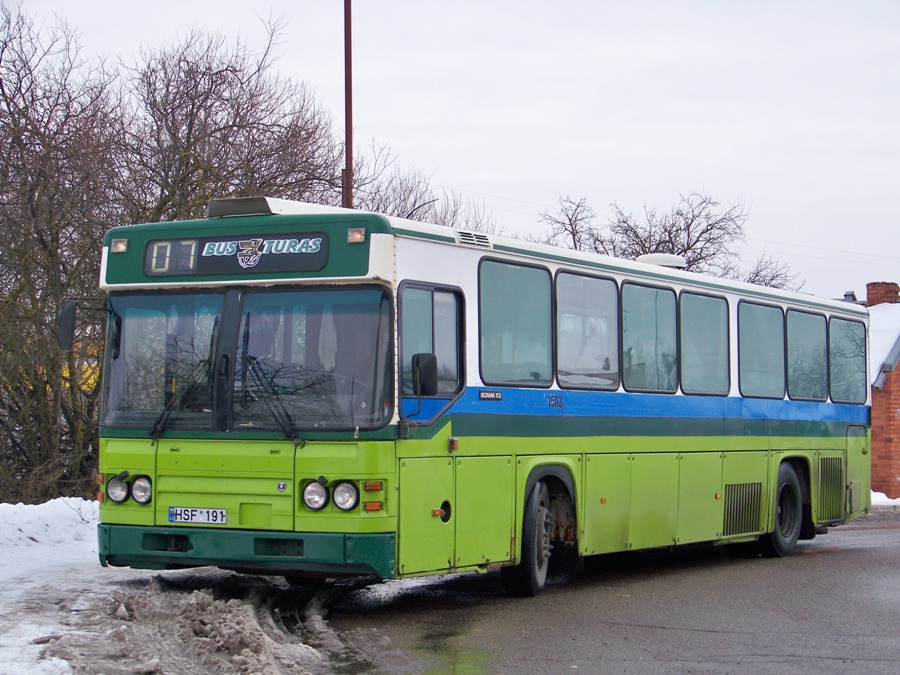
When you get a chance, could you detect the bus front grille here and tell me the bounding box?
[723,482,762,536]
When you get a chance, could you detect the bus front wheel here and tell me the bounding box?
[762,462,803,557]
[502,481,551,597]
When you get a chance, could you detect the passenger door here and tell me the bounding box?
[397,458,454,574]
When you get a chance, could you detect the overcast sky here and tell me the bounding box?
[28,0,900,300]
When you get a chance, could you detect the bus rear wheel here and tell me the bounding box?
[761,462,802,557]
[502,481,551,597]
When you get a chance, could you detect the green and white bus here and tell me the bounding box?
[59,197,871,595]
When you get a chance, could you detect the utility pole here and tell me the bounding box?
[341,0,354,209]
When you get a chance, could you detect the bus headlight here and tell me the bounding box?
[333,482,359,511]
[106,476,129,503]
[303,481,329,510]
[131,476,153,504]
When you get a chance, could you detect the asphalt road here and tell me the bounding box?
[326,505,900,674]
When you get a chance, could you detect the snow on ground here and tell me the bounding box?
[0,499,390,674]
[0,499,123,674]
[1,494,899,673]
[0,499,90,673]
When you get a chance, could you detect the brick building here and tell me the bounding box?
[867,281,900,498]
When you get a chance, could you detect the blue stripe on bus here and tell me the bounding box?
[401,388,869,426]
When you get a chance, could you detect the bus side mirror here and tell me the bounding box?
[56,300,77,351]
[412,353,438,397]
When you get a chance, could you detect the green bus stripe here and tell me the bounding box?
[450,413,853,439]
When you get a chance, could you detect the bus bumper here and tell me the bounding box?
[97,524,396,579]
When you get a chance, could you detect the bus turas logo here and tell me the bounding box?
[202,237,324,269]
[237,239,263,268]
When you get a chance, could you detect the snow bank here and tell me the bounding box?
[0,499,102,674]
[0,498,97,553]
[872,491,900,506]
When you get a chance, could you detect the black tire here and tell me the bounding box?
[502,481,551,596]
[761,462,803,557]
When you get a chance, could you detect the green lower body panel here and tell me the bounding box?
[97,524,396,579]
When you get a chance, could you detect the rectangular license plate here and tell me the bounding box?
[168,507,227,524]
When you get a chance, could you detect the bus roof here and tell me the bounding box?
[107,196,868,318]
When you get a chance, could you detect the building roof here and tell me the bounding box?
[870,303,900,389]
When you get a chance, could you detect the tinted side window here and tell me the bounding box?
[787,310,827,400]
[622,284,677,392]
[480,261,552,387]
[738,302,785,398]
[400,286,462,395]
[556,273,619,390]
[680,293,729,395]
[829,318,867,403]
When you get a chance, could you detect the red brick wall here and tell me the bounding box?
[871,372,900,498]
[867,281,899,306]
[867,280,900,498]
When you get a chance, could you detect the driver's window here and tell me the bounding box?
[400,285,462,395]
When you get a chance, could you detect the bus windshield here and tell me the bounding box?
[103,288,393,433]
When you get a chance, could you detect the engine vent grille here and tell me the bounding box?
[723,482,762,536]
[818,457,844,522]
[457,231,492,249]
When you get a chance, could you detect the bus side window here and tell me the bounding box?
[829,317,867,403]
[680,292,729,395]
[738,301,785,398]
[621,283,677,392]
[556,272,619,390]
[480,261,552,387]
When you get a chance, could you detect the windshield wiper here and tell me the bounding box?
[149,397,175,439]
[149,378,203,438]
[246,356,300,441]
[240,313,301,441]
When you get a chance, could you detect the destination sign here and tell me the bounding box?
[144,232,329,276]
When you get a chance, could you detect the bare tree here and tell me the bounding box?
[352,145,434,217]
[119,21,344,223]
[429,190,500,233]
[118,23,495,232]
[740,252,799,290]
[599,194,748,275]
[352,144,498,232]
[539,192,800,289]
[0,6,499,504]
[0,6,119,502]
[538,196,596,251]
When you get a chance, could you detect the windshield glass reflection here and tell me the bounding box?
[235,289,392,431]
[104,294,223,429]
[102,289,393,433]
